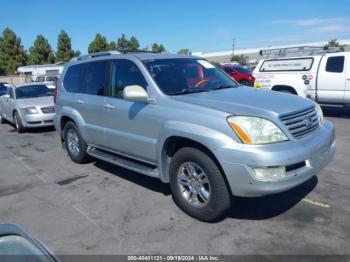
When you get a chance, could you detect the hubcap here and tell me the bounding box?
[67,129,80,156]
[177,162,211,207]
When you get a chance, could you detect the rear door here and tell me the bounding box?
[76,60,108,147]
[317,54,346,103]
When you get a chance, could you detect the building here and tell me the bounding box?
[17,62,65,77]
[192,39,350,64]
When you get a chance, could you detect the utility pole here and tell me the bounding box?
[232,38,235,56]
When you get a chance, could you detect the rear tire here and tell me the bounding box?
[239,80,252,86]
[169,147,231,222]
[14,112,25,133]
[63,121,91,164]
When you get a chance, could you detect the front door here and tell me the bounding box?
[317,54,347,103]
[103,59,160,163]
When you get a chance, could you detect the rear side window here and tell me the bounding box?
[81,61,108,95]
[63,63,85,93]
[109,60,147,98]
[326,56,344,73]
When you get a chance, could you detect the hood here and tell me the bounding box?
[15,96,54,108]
[172,87,313,117]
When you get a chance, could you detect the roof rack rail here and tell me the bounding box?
[117,49,161,54]
[259,45,345,58]
[71,51,121,61]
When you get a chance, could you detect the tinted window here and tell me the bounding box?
[0,83,7,94]
[81,61,107,95]
[326,56,344,73]
[110,60,147,98]
[15,85,52,99]
[63,63,85,93]
[144,59,238,95]
[224,67,234,74]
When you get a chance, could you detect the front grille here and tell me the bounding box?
[280,106,320,139]
[41,106,55,114]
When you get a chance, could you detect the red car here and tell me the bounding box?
[220,65,255,86]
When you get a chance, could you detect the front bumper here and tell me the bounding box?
[22,113,55,128]
[217,120,335,197]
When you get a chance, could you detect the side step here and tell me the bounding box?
[87,147,159,178]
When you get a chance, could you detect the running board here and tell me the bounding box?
[87,147,159,178]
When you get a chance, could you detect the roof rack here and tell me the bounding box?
[71,51,121,61]
[70,49,162,62]
[259,45,345,58]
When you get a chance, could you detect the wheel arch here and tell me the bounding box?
[271,85,298,95]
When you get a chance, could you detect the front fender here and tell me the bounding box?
[156,120,236,182]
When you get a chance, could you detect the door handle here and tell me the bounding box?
[104,104,115,110]
[347,78,350,81]
[75,100,84,105]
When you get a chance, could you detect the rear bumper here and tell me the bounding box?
[217,120,335,197]
[22,113,55,128]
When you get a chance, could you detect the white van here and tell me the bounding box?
[253,47,350,105]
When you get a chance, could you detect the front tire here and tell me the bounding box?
[0,113,6,124]
[14,112,25,133]
[169,147,231,222]
[63,121,91,163]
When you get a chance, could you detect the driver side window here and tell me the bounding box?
[109,60,148,99]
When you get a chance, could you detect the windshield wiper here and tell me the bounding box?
[168,88,209,96]
[210,84,237,91]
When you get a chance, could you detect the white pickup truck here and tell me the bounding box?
[253,49,350,106]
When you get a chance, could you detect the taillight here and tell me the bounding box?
[53,80,58,104]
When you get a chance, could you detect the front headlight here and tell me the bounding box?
[227,116,288,144]
[314,103,324,124]
[22,107,39,115]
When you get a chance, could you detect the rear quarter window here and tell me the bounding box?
[325,56,344,73]
[63,63,85,93]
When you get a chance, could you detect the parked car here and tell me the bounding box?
[54,51,335,221]
[220,64,255,86]
[33,75,59,89]
[0,82,10,96]
[253,47,350,106]
[0,83,55,133]
[0,224,58,261]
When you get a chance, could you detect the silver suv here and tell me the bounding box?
[54,51,335,221]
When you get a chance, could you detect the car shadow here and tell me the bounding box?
[94,159,318,221]
[322,105,350,119]
[93,160,171,196]
[227,176,318,220]
[7,123,56,133]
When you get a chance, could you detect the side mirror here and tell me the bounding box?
[2,94,10,101]
[123,85,150,103]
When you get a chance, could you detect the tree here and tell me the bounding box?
[128,36,140,51]
[73,50,81,57]
[88,33,109,53]
[55,30,74,62]
[178,48,191,55]
[117,34,128,51]
[326,39,340,48]
[151,43,166,52]
[28,35,55,64]
[0,28,27,74]
[108,41,117,51]
[231,54,248,65]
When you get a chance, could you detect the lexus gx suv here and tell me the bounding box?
[54,51,335,221]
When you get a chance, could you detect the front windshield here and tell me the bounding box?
[15,85,52,99]
[143,58,239,95]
